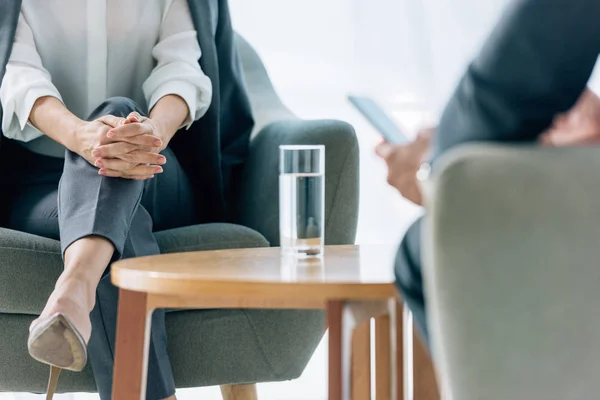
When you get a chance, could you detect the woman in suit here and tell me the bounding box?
[0,1,251,399]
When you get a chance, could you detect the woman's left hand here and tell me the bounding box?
[92,112,168,177]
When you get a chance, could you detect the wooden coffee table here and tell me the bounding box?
[110,245,439,400]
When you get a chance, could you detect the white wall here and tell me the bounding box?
[230,0,511,118]
[229,0,512,246]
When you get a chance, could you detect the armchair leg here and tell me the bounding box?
[220,384,258,400]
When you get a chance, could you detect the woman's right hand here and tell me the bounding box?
[73,118,113,165]
[74,116,165,180]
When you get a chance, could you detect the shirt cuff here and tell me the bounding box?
[2,86,62,142]
[588,56,600,97]
[17,86,63,131]
[147,81,197,130]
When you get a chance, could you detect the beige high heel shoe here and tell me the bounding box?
[46,366,62,400]
[28,313,88,399]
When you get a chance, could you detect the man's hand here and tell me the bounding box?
[540,88,600,147]
[90,112,167,180]
[375,128,433,206]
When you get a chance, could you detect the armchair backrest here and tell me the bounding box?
[235,34,295,138]
[424,144,600,400]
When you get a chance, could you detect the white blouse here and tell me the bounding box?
[0,0,212,158]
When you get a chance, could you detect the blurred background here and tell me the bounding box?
[228,0,508,249]
[1,0,508,398]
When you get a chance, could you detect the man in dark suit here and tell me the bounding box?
[376,0,600,343]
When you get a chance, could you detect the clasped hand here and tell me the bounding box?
[76,112,167,180]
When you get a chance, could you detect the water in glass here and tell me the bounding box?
[279,171,324,256]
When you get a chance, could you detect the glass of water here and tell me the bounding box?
[279,145,325,257]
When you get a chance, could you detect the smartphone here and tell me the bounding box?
[348,95,410,144]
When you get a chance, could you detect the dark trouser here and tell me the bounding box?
[394,217,429,345]
[5,97,195,400]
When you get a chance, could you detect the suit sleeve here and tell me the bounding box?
[432,0,600,162]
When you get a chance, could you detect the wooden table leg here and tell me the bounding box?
[351,321,371,400]
[112,289,153,400]
[373,299,406,400]
[328,301,374,400]
[220,383,258,400]
[375,314,390,400]
[328,301,344,400]
[391,299,405,400]
[413,328,440,400]
[329,300,389,400]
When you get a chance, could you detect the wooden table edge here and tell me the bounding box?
[112,275,396,304]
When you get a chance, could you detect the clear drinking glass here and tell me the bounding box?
[279,145,325,257]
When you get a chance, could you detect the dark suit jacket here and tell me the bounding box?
[397,0,600,341]
[0,0,254,223]
[432,0,600,160]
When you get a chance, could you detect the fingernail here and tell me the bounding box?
[154,139,162,146]
[92,149,100,157]
[95,160,103,168]
[158,156,166,164]
[149,175,155,179]
[154,166,163,173]
[107,131,115,138]
[98,169,106,176]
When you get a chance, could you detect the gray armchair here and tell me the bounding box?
[424,144,600,400]
[0,35,359,395]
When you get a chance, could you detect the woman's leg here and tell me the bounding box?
[89,147,195,400]
[26,97,191,399]
[33,98,149,349]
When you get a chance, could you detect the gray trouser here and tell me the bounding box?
[5,97,195,400]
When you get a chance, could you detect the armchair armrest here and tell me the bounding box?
[237,119,359,246]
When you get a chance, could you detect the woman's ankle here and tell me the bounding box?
[53,272,97,312]
[64,235,115,281]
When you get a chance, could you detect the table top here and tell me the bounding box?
[112,245,399,301]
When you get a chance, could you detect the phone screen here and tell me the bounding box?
[348,95,410,144]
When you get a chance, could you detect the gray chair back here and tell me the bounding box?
[235,34,295,137]
[423,144,600,400]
